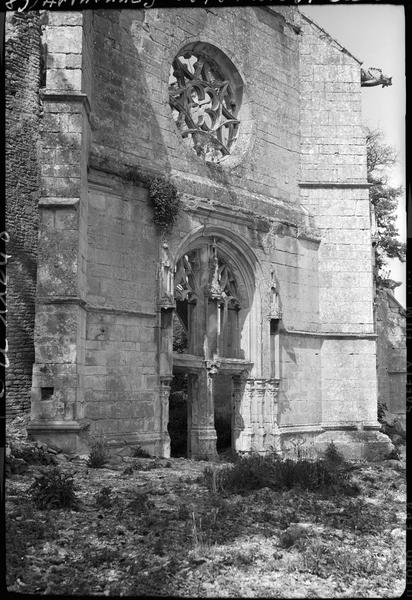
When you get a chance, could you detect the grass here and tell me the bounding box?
[202,447,356,496]
[6,443,405,597]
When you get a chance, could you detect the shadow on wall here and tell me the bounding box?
[89,9,173,178]
[6,243,38,411]
[6,10,42,416]
[276,325,292,422]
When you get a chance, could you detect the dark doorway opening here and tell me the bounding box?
[168,372,188,457]
[214,374,232,454]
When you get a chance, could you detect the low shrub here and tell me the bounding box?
[29,467,79,510]
[377,399,388,424]
[382,418,406,446]
[87,547,120,566]
[322,497,388,534]
[203,451,352,495]
[386,446,401,460]
[126,491,155,513]
[87,437,110,468]
[10,442,57,466]
[132,445,151,458]
[177,502,191,521]
[377,401,406,448]
[323,441,346,467]
[94,486,113,509]
[5,456,28,476]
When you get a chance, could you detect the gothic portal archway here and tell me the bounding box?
[167,237,256,458]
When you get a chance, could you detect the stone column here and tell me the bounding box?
[265,379,281,453]
[232,371,248,453]
[27,12,92,453]
[232,374,242,450]
[254,379,266,452]
[189,247,209,356]
[235,378,254,452]
[159,376,172,458]
[190,365,218,459]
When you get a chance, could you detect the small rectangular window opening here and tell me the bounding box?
[270,319,280,379]
[41,387,54,401]
[270,319,279,335]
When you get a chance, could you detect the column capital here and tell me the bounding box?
[160,375,173,388]
[205,359,221,377]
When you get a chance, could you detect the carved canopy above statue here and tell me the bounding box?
[173,241,243,360]
[174,243,240,308]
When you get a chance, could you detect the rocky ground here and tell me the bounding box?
[5,416,406,597]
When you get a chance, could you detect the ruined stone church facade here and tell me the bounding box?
[6,6,391,459]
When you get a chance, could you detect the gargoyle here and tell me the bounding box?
[361,67,392,88]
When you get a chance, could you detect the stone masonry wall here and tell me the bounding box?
[84,174,159,444]
[28,11,93,452]
[278,334,322,428]
[298,13,373,331]
[90,7,302,216]
[261,230,322,429]
[5,12,42,417]
[8,7,381,454]
[297,12,378,430]
[85,6,324,445]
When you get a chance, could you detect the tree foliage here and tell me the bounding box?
[366,128,405,287]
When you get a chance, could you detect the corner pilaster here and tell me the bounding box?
[28,12,93,453]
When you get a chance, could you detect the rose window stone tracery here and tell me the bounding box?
[169,48,241,162]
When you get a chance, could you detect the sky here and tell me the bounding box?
[301,4,406,307]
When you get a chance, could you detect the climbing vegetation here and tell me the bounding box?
[149,176,181,230]
[366,128,405,287]
[124,168,181,231]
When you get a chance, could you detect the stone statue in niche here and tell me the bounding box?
[209,244,222,300]
[269,273,281,318]
[361,68,392,88]
[159,242,175,307]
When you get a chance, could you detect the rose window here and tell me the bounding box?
[169,47,242,163]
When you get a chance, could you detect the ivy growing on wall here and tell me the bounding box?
[124,168,181,232]
[149,177,181,230]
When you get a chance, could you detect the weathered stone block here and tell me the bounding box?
[48,12,84,27]
[46,26,83,54]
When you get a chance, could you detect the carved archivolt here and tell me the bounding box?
[169,46,241,162]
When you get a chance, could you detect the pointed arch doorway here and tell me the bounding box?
[167,237,254,459]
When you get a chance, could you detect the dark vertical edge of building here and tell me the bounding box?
[1,10,6,433]
[0,8,7,563]
[404,3,412,472]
